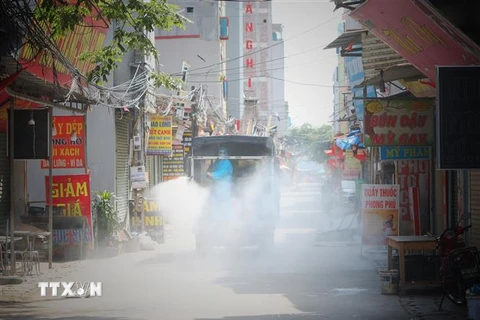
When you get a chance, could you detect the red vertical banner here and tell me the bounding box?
[409,187,421,235]
[41,116,86,169]
[396,160,429,222]
[45,174,92,246]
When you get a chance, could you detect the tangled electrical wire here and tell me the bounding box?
[0,0,182,112]
[0,0,241,136]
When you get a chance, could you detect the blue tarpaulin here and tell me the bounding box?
[335,130,364,150]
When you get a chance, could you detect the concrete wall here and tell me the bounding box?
[271,24,288,137]
[157,0,219,42]
[24,106,116,206]
[155,1,223,101]
[13,161,26,221]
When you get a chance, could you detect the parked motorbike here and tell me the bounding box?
[435,214,480,309]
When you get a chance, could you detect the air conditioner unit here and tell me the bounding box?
[131,50,144,65]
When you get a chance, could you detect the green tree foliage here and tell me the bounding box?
[32,0,186,86]
[284,123,333,163]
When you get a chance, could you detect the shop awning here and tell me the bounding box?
[350,0,480,83]
[324,30,365,50]
[357,63,426,87]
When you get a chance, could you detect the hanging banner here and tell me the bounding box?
[45,174,92,246]
[361,184,400,246]
[147,116,172,155]
[379,146,431,161]
[364,99,434,146]
[162,144,185,182]
[41,116,85,169]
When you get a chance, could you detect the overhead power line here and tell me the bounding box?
[168,12,342,77]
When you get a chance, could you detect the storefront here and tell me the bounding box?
[348,0,480,238]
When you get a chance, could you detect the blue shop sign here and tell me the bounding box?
[379,146,431,161]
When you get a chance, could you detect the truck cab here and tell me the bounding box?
[186,135,281,253]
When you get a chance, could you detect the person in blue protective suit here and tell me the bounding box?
[206,147,233,217]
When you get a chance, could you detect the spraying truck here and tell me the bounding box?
[186,135,281,253]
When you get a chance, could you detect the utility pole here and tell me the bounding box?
[190,86,198,138]
[242,98,258,135]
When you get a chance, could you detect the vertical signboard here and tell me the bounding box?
[162,144,185,182]
[408,187,421,235]
[397,160,429,222]
[45,174,92,247]
[41,116,85,169]
[147,116,172,156]
[182,130,192,156]
[131,198,164,243]
[437,66,480,169]
[361,184,400,246]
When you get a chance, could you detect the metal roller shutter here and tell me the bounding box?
[469,170,480,248]
[0,133,10,227]
[115,115,130,223]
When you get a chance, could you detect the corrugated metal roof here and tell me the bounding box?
[324,30,366,50]
[361,32,409,83]
[362,63,425,86]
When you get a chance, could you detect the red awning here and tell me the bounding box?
[0,91,42,133]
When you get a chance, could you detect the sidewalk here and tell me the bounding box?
[0,228,183,303]
[363,245,469,320]
[0,260,90,302]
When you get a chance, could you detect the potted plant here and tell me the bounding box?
[92,191,121,252]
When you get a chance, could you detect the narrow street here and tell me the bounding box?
[1,184,412,320]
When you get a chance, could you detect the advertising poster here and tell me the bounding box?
[41,116,85,169]
[361,184,400,246]
[162,144,185,182]
[147,116,172,156]
[45,174,92,247]
[363,99,434,147]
